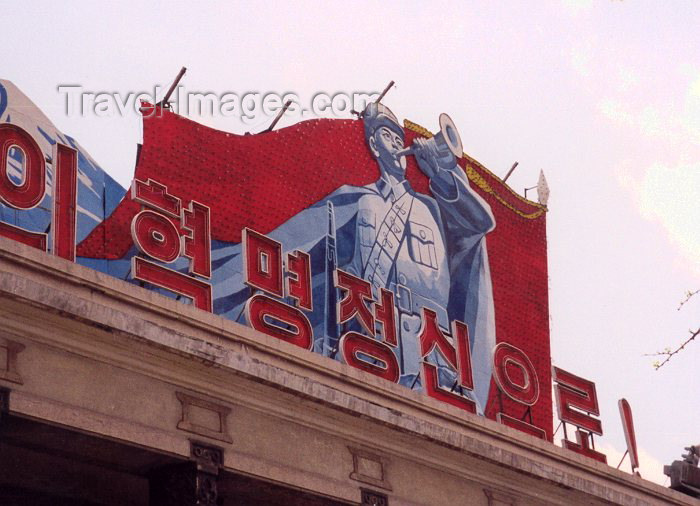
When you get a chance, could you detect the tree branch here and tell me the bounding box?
[646,328,700,370]
[646,289,698,369]
[678,289,700,311]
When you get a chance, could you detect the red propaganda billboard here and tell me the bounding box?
[0,80,553,440]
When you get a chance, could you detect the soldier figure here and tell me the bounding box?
[349,103,496,410]
[219,102,497,413]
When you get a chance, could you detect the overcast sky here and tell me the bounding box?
[4,0,699,485]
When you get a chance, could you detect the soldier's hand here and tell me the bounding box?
[413,138,438,179]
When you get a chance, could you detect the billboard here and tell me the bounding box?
[0,80,553,440]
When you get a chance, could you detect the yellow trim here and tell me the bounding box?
[403,119,547,220]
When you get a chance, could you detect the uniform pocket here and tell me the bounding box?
[407,221,437,269]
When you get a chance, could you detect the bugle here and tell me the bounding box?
[395,113,463,159]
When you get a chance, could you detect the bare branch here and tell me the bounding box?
[678,289,699,311]
[645,328,700,370]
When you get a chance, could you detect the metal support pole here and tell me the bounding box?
[616,449,629,470]
[158,66,187,109]
[263,100,293,133]
[523,185,537,199]
[374,80,395,104]
[502,161,519,183]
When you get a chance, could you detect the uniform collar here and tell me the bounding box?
[376,175,410,201]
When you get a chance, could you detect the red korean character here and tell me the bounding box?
[492,342,547,439]
[334,269,374,337]
[553,367,602,434]
[553,367,606,462]
[130,179,212,312]
[242,228,313,350]
[0,124,77,259]
[419,308,476,414]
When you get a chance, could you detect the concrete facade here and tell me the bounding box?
[0,236,693,505]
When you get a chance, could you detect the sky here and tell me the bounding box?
[3,0,699,486]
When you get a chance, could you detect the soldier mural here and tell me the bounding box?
[215,103,497,412]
